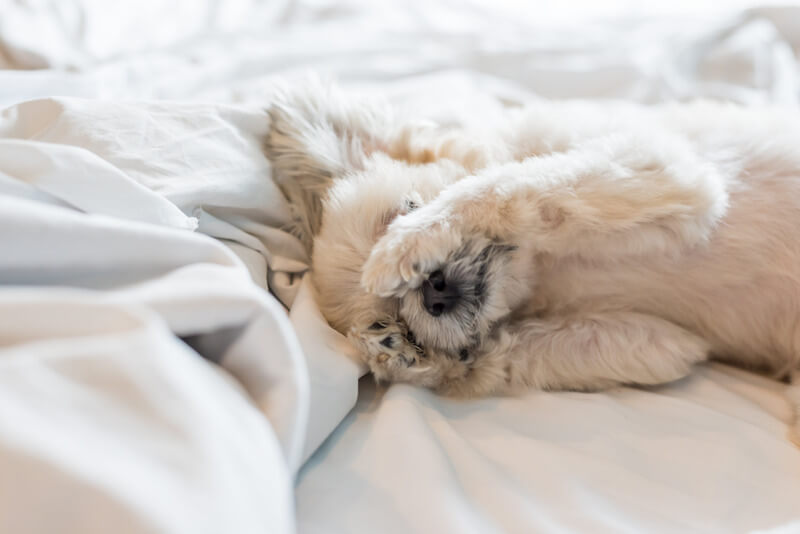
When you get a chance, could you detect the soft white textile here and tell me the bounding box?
[0,97,311,533]
[0,291,296,534]
[1,1,800,533]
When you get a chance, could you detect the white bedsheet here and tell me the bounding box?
[1,1,800,533]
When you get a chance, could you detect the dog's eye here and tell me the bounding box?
[404,199,419,212]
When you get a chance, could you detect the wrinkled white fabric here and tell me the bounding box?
[0,96,309,534]
[1,1,800,533]
[0,0,292,68]
[298,370,800,534]
[0,292,296,534]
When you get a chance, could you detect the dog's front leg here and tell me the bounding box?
[350,312,709,397]
[362,132,728,297]
[349,319,511,397]
[471,311,711,395]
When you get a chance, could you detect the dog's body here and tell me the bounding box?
[265,85,800,441]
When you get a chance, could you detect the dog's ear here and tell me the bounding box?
[264,81,392,251]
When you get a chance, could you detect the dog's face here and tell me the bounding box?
[394,237,519,356]
[265,83,528,359]
[311,155,523,357]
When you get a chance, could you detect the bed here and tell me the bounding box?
[1,1,799,532]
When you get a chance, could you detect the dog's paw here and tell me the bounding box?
[354,321,423,381]
[349,320,467,389]
[361,212,462,297]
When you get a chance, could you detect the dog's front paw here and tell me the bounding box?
[352,321,423,382]
[349,320,467,389]
[361,212,462,297]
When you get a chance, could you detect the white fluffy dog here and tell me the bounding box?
[264,84,800,442]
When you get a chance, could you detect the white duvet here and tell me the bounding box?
[1,1,799,533]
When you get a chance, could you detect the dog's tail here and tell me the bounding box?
[264,79,393,251]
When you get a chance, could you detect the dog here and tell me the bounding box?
[264,83,800,443]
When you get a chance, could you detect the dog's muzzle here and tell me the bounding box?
[421,270,461,316]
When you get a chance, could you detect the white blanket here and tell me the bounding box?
[1,1,800,533]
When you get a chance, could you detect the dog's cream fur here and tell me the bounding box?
[264,83,800,443]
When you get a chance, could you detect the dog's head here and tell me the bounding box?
[311,160,523,357]
[312,156,493,347]
[265,84,524,357]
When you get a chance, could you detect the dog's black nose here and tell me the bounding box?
[422,270,460,317]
